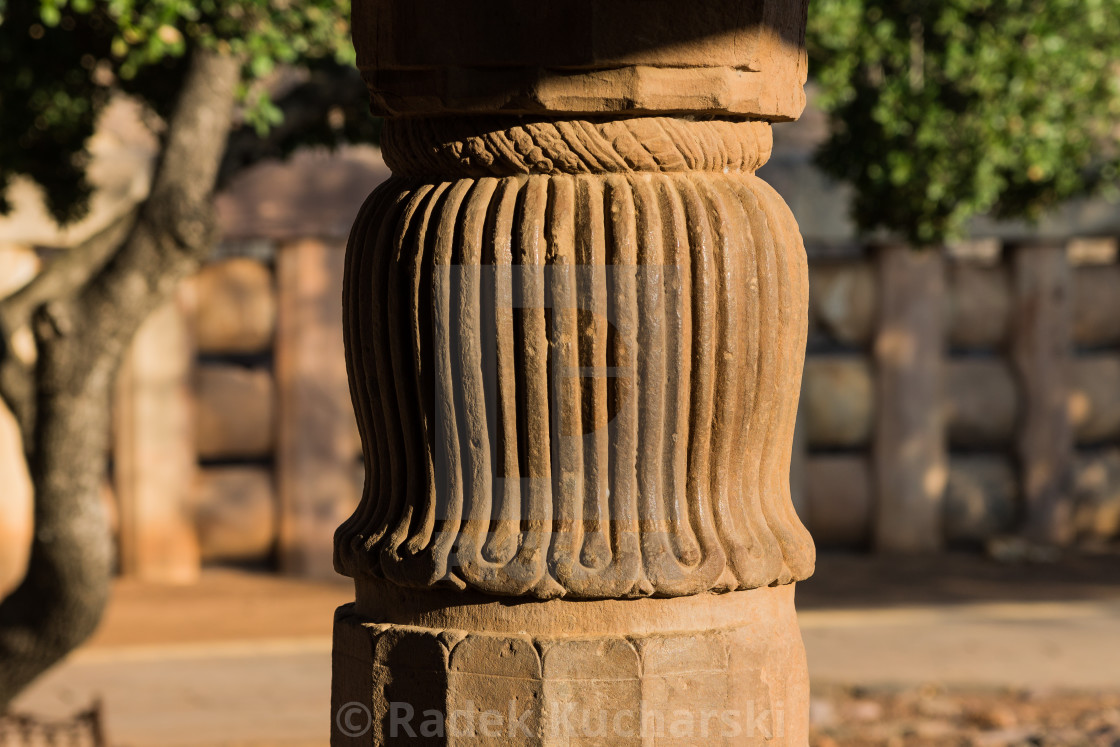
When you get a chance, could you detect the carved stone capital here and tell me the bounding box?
[335,113,814,599]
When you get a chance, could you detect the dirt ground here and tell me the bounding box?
[811,686,1120,746]
[804,549,1120,746]
[797,548,1120,610]
[9,550,1120,746]
[86,567,349,649]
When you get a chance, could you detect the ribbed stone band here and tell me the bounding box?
[380,117,775,178]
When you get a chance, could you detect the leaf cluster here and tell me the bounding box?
[808,0,1120,244]
[0,0,358,224]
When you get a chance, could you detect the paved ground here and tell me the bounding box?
[11,552,1120,746]
[14,571,348,747]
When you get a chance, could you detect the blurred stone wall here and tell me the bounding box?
[796,240,1120,551]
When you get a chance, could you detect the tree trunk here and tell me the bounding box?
[0,45,241,710]
[0,313,115,707]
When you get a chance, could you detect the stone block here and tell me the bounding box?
[216,146,391,241]
[1073,450,1120,541]
[874,246,947,552]
[275,239,361,577]
[541,638,641,745]
[114,298,200,583]
[808,260,875,348]
[944,358,1018,448]
[353,0,810,119]
[194,466,277,563]
[636,632,730,744]
[802,356,873,448]
[1012,244,1075,543]
[448,635,542,742]
[947,261,1011,351]
[194,364,275,461]
[804,456,872,548]
[1073,266,1120,348]
[192,258,276,354]
[943,457,1018,544]
[1070,355,1120,445]
[1067,237,1118,266]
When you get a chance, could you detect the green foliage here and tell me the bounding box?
[808,0,1120,245]
[0,0,360,224]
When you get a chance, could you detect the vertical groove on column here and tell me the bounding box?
[604,176,644,595]
[654,178,702,575]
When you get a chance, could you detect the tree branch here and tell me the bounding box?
[0,210,137,448]
[79,45,243,364]
[0,210,137,332]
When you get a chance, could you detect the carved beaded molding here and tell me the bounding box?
[335,116,815,599]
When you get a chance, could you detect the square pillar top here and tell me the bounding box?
[353,0,809,121]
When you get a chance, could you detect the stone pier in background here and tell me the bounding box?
[332,1,816,743]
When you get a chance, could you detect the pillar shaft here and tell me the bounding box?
[334,3,814,743]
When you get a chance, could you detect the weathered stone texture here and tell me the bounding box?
[335,3,815,743]
[333,586,807,745]
[353,0,810,120]
[335,117,814,598]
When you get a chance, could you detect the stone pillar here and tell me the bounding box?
[1012,243,1075,545]
[873,246,947,552]
[113,293,201,583]
[276,238,362,577]
[333,2,815,744]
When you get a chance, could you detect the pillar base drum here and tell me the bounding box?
[333,584,807,745]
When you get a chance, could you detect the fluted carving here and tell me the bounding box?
[336,116,814,599]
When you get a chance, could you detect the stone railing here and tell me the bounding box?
[3,230,1118,593]
[797,238,1120,551]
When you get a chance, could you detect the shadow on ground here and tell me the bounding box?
[799,549,1120,610]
